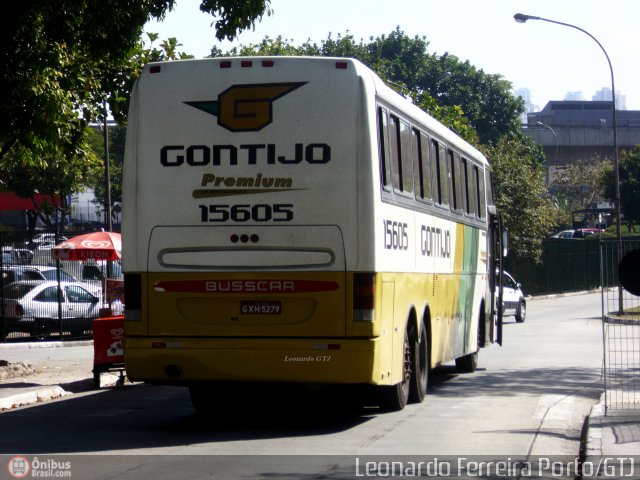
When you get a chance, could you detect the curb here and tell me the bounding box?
[0,386,71,411]
[0,340,92,351]
[585,398,605,458]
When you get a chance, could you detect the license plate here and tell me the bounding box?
[240,301,282,315]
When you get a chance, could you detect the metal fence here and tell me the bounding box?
[1,230,107,342]
[512,237,604,296]
[601,239,640,412]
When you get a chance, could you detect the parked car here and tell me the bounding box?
[2,280,102,339]
[1,247,33,265]
[25,233,67,251]
[550,228,604,239]
[1,265,77,286]
[498,271,526,323]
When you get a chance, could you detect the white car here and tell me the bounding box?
[2,280,102,339]
[498,271,526,323]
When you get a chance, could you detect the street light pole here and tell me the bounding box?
[515,13,624,314]
[514,13,621,244]
[103,100,113,232]
[536,121,559,183]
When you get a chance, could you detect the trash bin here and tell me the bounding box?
[92,315,125,388]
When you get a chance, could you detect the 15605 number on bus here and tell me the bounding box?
[199,204,294,222]
[383,219,409,250]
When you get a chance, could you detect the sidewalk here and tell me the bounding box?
[0,340,109,411]
[584,395,640,466]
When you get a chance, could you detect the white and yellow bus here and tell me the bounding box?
[122,57,504,412]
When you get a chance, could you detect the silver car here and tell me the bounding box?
[498,271,526,323]
[2,280,102,339]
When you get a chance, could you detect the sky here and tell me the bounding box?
[145,0,640,110]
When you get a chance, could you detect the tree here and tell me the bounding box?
[1,137,101,236]
[86,126,126,227]
[209,29,524,145]
[481,136,557,261]
[549,158,610,228]
[602,146,640,228]
[0,1,271,162]
[0,1,271,229]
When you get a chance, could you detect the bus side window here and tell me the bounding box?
[433,140,449,207]
[484,169,495,210]
[414,130,432,202]
[477,166,487,219]
[378,107,391,189]
[412,129,422,199]
[464,158,477,217]
[449,150,464,213]
[388,115,401,191]
[399,119,413,194]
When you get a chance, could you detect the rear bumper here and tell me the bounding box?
[124,336,382,385]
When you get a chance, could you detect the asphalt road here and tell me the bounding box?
[0,291,605,478]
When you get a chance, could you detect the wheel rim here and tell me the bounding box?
[417,328,428,389]
[402,331,412,397]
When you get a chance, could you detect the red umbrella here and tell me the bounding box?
[51,231,121,261]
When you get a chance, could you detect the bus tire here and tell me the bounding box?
[378,327,411,411]
[189,383,216,416]
[409,323,428,403]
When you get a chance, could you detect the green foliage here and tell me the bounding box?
[602,146,640,226]
[108,33,195,123]
[0,1,173,162]
[211,28,524,145]
[86,126,126,222]
[482,136,557,261]
[0,1,269,227]
[426,53,525,145]
[549,157,610,227]
[200,0,272,41]
[0,130,101,234]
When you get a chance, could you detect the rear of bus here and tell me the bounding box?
[122,58,382,391]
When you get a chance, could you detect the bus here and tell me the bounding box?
[122,56,504,412]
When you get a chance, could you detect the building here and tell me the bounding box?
[592,87,627,110]
[522,100,640,181]
[514,88,538,123]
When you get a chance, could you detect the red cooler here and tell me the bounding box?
[92,315,125,388]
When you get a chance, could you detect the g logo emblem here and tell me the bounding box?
[185,82,306,132]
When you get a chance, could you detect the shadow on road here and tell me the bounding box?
[0,360,603,455]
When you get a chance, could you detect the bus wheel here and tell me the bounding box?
[378,328,411,411]
[409,324,428,403]
[189,383,216,416]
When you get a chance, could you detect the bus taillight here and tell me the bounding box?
[353,272,375,322]
[124,273,142,321]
